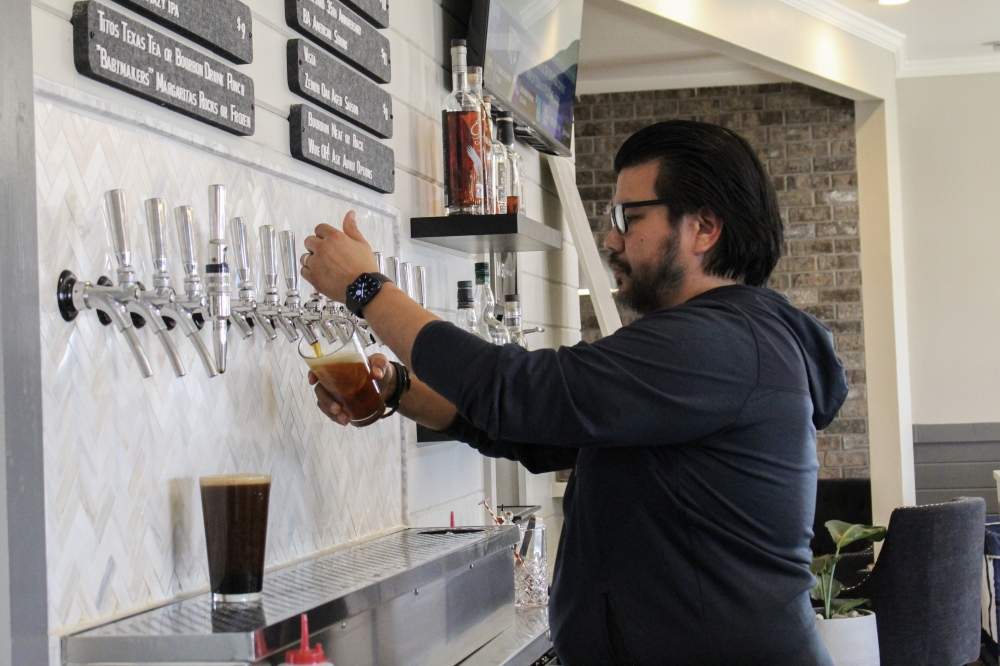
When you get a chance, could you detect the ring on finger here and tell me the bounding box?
[300,252,312,269]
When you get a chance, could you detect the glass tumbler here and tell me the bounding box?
[515,523,548,608]
[299,317,384,427]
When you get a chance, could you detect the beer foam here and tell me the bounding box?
[305,349,368,367]
[200,473,271,487]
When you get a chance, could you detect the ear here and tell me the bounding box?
[691,207,723,257]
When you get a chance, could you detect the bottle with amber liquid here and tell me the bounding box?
[443,40,484,215]
[497,113,524,215]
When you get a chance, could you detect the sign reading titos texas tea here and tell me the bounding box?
[109,0,254,64]
[290,103,394,193]
[72,1,255,136]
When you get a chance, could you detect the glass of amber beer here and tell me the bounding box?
[299,318,385,427]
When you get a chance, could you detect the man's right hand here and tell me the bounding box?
[309,353,396,426]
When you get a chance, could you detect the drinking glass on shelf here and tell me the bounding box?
[299,317,384,427]
[515,522,548,608]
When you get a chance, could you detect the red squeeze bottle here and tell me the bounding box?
[282,614,333,665]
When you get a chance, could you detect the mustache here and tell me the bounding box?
[608,252,631,276]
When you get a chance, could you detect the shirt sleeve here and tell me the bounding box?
[411,303,759,448]
[439,414,579,474]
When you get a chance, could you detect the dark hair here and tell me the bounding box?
[613,120,783,287]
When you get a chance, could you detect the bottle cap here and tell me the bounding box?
[457,281,474,306]
[504,294,520,302]
[285,614,328,664]
[474,262,489,281]
[451,39,466,47]
[497,116,515,146]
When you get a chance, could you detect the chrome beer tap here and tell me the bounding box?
[173,205,209,326]
[400,262,414,300]
[57,192,154,378]
[414,265,427,308]
[205,185,231,374]
[256,225,299,342]
[143,198,217,378]
[228,217,278,342]
[278,230,320,346]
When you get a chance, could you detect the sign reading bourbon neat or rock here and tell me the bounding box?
[289,103,394,193]
[109,0,254,64]
[284,0,391,84]
[287,39,392,139]
[72,1,255,136]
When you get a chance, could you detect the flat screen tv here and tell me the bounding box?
[467,0,584,157]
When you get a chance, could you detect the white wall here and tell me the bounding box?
[897,72,1000,425]
[29,0,579,660]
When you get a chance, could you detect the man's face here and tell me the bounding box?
[604,161,685,314]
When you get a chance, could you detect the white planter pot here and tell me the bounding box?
[815,610,880,666]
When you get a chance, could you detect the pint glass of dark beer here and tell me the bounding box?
[199,474,271,603]
[300,318,385,427]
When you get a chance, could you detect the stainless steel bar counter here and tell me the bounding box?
[458,606,553,666]
[64,526,520,666]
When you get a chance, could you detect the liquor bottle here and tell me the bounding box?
[443,40,484,215]
[504,294,527,349]
[468,68,494,214]
[456,280,482,337]
[482,95,498,214]
[497,113,524,215]
[473,262,510,344]
[488,106,509,214]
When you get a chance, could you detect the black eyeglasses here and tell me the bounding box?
[608,199,669,235]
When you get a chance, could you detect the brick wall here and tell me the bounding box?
[574,82,868,479]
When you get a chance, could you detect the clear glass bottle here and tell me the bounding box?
[473,262,510,344]
[504,294,527,348]
[468,69,494,215]
[442,40,484,215]
[497,113,524,215]
[456,280,482,337]
[482,95,498,214]
[489,112,510,214]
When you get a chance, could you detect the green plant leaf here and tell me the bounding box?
[827,578,843,600]
[830,597,870,617]
[810,554,834,574]
[810,580,825,601]
[825,520,887,550]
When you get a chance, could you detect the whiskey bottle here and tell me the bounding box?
[456,281,483,338]
[497,113,524,216]
[504,294,527,349]
[473,262,510,345]
[443,40,484,215]
[487,106,509,214]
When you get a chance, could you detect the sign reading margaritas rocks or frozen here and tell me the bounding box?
[109,0,254,64]
[289,103,394,193]
[72,1,255,136]
[284,0,391,84]
[287,39,392,139]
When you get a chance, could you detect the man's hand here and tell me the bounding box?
[301,210,379,302]
[310,353,397,426]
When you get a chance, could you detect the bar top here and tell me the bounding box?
[459,606,552,666]
[64,526,519,664]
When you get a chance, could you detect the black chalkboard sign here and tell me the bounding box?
[287,39,392,139]
[109,0,253,64]
[72,1,255,136]
[285,0,391,84]
[290,103,394,193]
[340,0,388,29]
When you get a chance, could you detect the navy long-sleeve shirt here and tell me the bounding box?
[412,285,847,666]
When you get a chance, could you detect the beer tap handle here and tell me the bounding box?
[279,230,299,293]
[387,256,401,287]
[144,198,170,279]
[229,217,251,285]
[400,262,414,299]
[259,225,279,293]
[174,206,199,281]
[415,266,427,308]
[208,185,227,260]
[205,184,230,374]
[103,189,131,271]
[374,251,385,275]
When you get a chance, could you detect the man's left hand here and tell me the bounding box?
[301,210,379,302]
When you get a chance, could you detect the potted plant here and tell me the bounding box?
[811,520,887,666]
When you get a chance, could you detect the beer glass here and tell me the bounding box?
[199,474,271,603]
[299,318,385,427]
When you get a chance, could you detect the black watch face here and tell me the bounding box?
[349,273,385,313]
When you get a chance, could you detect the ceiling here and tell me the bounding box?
[576,0,1000,95]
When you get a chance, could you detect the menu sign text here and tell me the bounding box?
[285,0,391,84]
[290,103,394,193]
[287,39,392,139]
[72,1,255,136]
[109,0,254,64]
[339,0,388,29]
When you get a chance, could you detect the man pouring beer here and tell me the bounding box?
[301,120,847,665]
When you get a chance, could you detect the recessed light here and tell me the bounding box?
[878,0,909,4]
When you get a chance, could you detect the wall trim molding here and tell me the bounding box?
[897,55,1000,79]
[913,423,1000,444]
[776,0,905,54]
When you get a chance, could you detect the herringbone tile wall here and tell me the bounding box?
[35,100,403,635]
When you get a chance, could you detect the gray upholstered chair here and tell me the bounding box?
[844,497,986,666]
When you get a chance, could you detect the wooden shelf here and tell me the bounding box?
[410,213,563,253]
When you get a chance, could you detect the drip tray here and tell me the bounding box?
[64,526,519,665]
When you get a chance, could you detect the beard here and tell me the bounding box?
[608,232,684,315]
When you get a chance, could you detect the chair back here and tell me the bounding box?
[848,497,985,666]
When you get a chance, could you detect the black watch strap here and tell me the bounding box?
[346,272,392,317]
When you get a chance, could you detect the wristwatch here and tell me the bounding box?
[346,272,392,317]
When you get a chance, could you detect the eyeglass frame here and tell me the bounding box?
[608,199,670,235]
